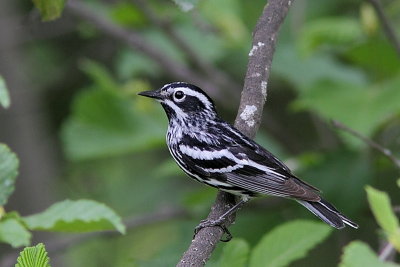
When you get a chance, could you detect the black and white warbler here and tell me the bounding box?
[139,82,358,238]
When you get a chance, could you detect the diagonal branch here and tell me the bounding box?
[177,1,293,265]
[65,0,225,100]
[366,0,400,57]
[332,120,400,261]
[332,120,400,169]
[131,0,240,94]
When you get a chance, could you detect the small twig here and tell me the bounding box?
[178,0,293,265]
[332,120,400,169]
[64,0,224,100]
[378,241,396,261]
[393,206,400,214]
[367,0,400,57]
[132,0,240,94]
[332,122,399,262]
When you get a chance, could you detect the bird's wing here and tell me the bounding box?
[177,122,320,201]
[223,144,321,201]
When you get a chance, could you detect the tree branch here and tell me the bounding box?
[332,120,400,169]
[178,1,293,265]
[131,0,241,94]
[366,0,400,57]
[378,241,396,261]
[64,0,225,100]
[332,120,400,262]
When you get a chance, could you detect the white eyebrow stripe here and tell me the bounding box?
[165,86,213,110]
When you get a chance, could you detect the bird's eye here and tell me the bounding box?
[173,90,185,102]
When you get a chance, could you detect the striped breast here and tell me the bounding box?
[166,126,256,197]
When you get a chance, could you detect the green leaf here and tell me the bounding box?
[218,238,250,267]
[0,144,19,206]
[61,87,165,160]
[360,3,379,36]
[0,218,31,248]
[61,62,166,160]
[273,44,367,91]
[79,60,119,91]
[0,76,10,108]
[143,29,186,64]
[293,73,400,141]
[22,199,126,234]
[365,186,400,251]
[32,0,65,21]
[249,220,332,267]
[110,2,146,27]
[175,23,225,63]
[299,17,363,55]
[339,241,399,267]
[200,0,248,44]
[115,50,161,80]
[299,151,371,214]
[345,40,400,80]
[16,243,51,267]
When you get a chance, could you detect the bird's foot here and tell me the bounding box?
[194,218,232,242]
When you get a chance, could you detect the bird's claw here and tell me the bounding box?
[193,219,232,242]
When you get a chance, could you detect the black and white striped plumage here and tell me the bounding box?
[139,82,358,229]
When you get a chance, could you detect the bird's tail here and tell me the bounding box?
[297,198,358,229]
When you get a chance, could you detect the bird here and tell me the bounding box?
[138,82,358,239]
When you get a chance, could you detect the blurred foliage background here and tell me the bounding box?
[0,0,400,266]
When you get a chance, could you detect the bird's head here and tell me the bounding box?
[138,82,217,122]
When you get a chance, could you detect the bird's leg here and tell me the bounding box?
[194,198,248,242]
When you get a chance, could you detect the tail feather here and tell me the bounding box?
[297,199,358,229]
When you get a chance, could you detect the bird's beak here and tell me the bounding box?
[138,89,163,100]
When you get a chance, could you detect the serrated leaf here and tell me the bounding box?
[22,199,126,234]
[366,186,400,251]
[218,238,249,267]
[0,76,10,108]
[0,144,19,206]
[32,0,65,21]
[339,241,399,267]
[0,218,31,248]
[16,243,51,267]
[249,220,332,267]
